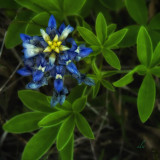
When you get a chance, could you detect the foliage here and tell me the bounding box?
[2,0,160,159]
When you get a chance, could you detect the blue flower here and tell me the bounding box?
[17,55,53,89]
[19,14,94,107]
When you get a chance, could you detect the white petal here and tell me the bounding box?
[60,45,69,51]
[59,25,74,40]
[40,29,50,42]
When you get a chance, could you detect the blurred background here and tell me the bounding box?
[1,0,160,159]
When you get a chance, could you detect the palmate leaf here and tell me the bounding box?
[137,73,156,123]
[137,26,153,67]
[22,125,59,160]
[18,90,56,113]
[96,12,107,44]
[3,112,46,133]
[75,113,94,139]
[57,114,75,151]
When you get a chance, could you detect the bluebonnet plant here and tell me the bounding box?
[18,15,94,107]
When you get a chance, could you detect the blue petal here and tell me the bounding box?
[36,55,46,67]
[62,87,68,95]
[83,77,95,86]
[50,92,59,107]
[79,47,93,58]
[54,79,63,93]
[56,65,65,75]
[59,52,69,61]
[67,38,77,51]
[17,67,32,76]
[66,62,80,75]
[58,59,67,65]
[24,58,34,67]
[59,95,66,105]
[58,23,66,34]
[32,70,44,82]
[50,67,56,77]
[20,34,31,42]
[26,82,42,89]
[67,51,77,60]
[48,15,56,29]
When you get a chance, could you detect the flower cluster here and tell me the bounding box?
[17,15,94,107]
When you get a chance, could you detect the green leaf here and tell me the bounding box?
[101,79,115,91]
[0,0,19,9]
[148,29,160,49]
[22,125,59,160]
[72,96,87,112]
[119,25,140,48]
[63,0,86,16]
[137,73,156,123]
[148,13,160,30]
[59,134,74,160]
[92,81,100,98]
[25,12,50,36]
[5,10,34,48]
[104,29,128,49]
[99,0,124,11]
[57,115,75,151]
[113,65,146,87]
[77,26,100,46]
[31,0,60,11]
[15,0,43,13]
[18,90,55,113]
[151,66,160,78]
[101,71,118,78]
[113,72,134,87]
[38,110,70,127]
[3,112,46,133]
[102,49,121,70]
[151,42,160,67]
[137,26,153,67]
[125,0,148,25]
[107,24,117,37]
[92,58,100,75]
[96,12,107,43]
[75,113,94,139]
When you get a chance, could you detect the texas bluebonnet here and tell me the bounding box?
[18,15,94,107]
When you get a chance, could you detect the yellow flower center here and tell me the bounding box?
[43,35,63,54]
